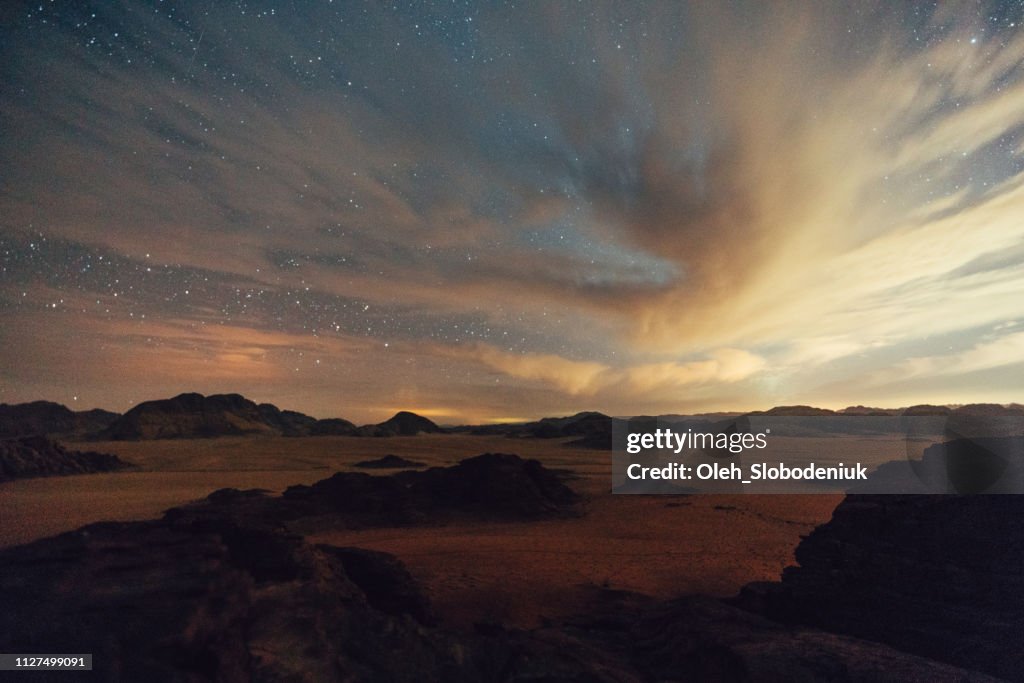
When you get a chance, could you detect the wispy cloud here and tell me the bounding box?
[2,2,1024,419]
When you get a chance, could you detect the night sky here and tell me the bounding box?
[3,1,1024,423]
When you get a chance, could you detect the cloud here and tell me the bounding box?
[4,2,1024,420]
[892,331,1024,380]
[466,344,765,397]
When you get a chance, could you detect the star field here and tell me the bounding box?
[3,1,1024,422]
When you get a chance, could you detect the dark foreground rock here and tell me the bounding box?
[0,517,995,683]
[353,454,426,468]
[617,594,998,682]
[0,435,130,481]
[0,516,515,682]
[0,447,1003,682]
[743,490,1024,680]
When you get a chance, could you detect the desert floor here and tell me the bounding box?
[1,434,928,628]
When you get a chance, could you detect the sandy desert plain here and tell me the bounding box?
[0,432,940,630]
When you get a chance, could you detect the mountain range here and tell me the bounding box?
[2,394,1022,442]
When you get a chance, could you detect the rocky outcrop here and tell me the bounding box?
[356,411,442,436]
[353,454,426,468]
[747,405,837,416]
[104,393,280,439]
[901,404,953,416]
[282,453,578,524]
[157,453,578,535]
[317,545,434,624]
[0,444,1007,681]
[953,403,1024,416]
[742,486,1024,680]
[623,595,999,682]
[0,435,130,481]
[102,393,359,439]
[256,402,318,435]
[0,499,997,682]
[102,394,447,440]
[0,515,517,681]
[309,417,358,435]
[525,411,611,438]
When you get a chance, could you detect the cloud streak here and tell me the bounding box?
[2,1,1024,419]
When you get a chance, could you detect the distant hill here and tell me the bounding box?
[526,411,611,438]
[353,455,426,469]
[747,405,837,417]
[356,411,443,437]
[839,405,897,416]
[900,404,952,416]
[5,394,1021,443]
[952,403,1024,416]
[0,401,120,439]
[310,418,358,436]
[256,403,319,436]
[103,393,282,440]
[99,394,439,440]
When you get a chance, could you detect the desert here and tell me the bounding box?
[2,395,1022,680]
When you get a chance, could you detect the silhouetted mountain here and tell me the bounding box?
[748,405,837,416]
[0,401,120,438]
[901,404,953,416]
[0,435,130,481]
[257,402,318,436]
[953,403,1024,416]
[354,454,425,469]
[840,405,897,416]
[309,417,358,436]
[103,393,282,439]
[356,411,442,437]
[526,411,611,438]
[100,393,362,439]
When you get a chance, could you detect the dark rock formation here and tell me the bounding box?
[282,453,578,524]
[357,411,442,436]
[0,401,120,438]
[0,506,996,682]
[623,595,999,682]
[317,545,434,624]
[953,402,1024,416]
[0,515,521,682]
[839,405,897,416]
[256,402,318,436]
[742,489,1024,680]
[156,453,578,536]
[102,393,360,440]
[0,444,1005,681]
[0,435,130,481]
[309,417,358,436]
[104,393,280,439]
[525,411,612,439]
[901,404,953,416]
[747,405,838,416]
[353,454,426,469]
